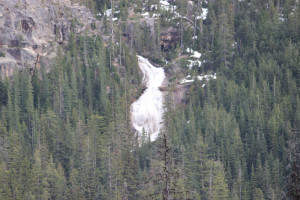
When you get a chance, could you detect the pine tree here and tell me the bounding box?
[211,161,229,200]
[286,127,300,200]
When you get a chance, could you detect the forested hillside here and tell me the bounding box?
[0,0,299,199]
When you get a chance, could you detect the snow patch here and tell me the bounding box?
[101,9,120,18]
[180,79,194,84]
[180,73,217,84]
[141,12,149,17]
[160,0,176,11]
[186,48,202,68]
[151,4,158,10]
[188,60,202,68]
[191,51,201,59]
[201,8,208,20]
[152,13,160,18]
[196,8,208,20]
[104,9,112,16]
[160,0,169,8]
[197,73,217,81]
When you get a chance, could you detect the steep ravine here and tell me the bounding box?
[130,56,166,141]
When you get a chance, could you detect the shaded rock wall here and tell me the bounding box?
[161,27,180,52]
[0,0,99,77]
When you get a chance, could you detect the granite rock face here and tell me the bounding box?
[0,0,98,77]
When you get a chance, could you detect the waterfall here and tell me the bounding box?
[130,56,166,141]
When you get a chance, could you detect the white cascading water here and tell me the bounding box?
[131,56,165,141]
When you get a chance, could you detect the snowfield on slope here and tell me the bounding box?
[131,56,166,141]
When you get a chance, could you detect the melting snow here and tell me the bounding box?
[141,12,149,17]
[191,51,201,59]
[160,0,169,9]
[151,4,158,10]
[152,13,160,18]
[100,9,120,19]
[180,78,195,84]
[186,48,201,57]
[160,0,176,11]
[131,56,166,141]
[188,60,202,68]
[201,8,208,19]
[104,9,112,16]
[197,73,217,81]
[186,48,202,68]
[180,73,217,84]
[196,8,208,20]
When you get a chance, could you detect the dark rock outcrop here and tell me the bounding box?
[160,27,180,52]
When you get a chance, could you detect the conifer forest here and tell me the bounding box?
[0,0,299,199]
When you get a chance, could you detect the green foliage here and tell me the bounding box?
[0,0,299,199]
[0,51,5,57]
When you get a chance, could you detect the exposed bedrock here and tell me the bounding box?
[0,0,99,77]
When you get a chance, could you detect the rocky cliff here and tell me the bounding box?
[0,0,99,77]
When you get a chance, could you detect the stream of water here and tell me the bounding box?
[130,56,166,141]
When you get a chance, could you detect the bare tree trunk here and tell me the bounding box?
[273,76,276,101]
[193,0,200,46]
[209,166,213,200]
[239,163,242,200]
[59,76,63,117]
[83,36,88,67]
[108,144,112,199]
[163,132,171,200]
[111,0,114,56]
